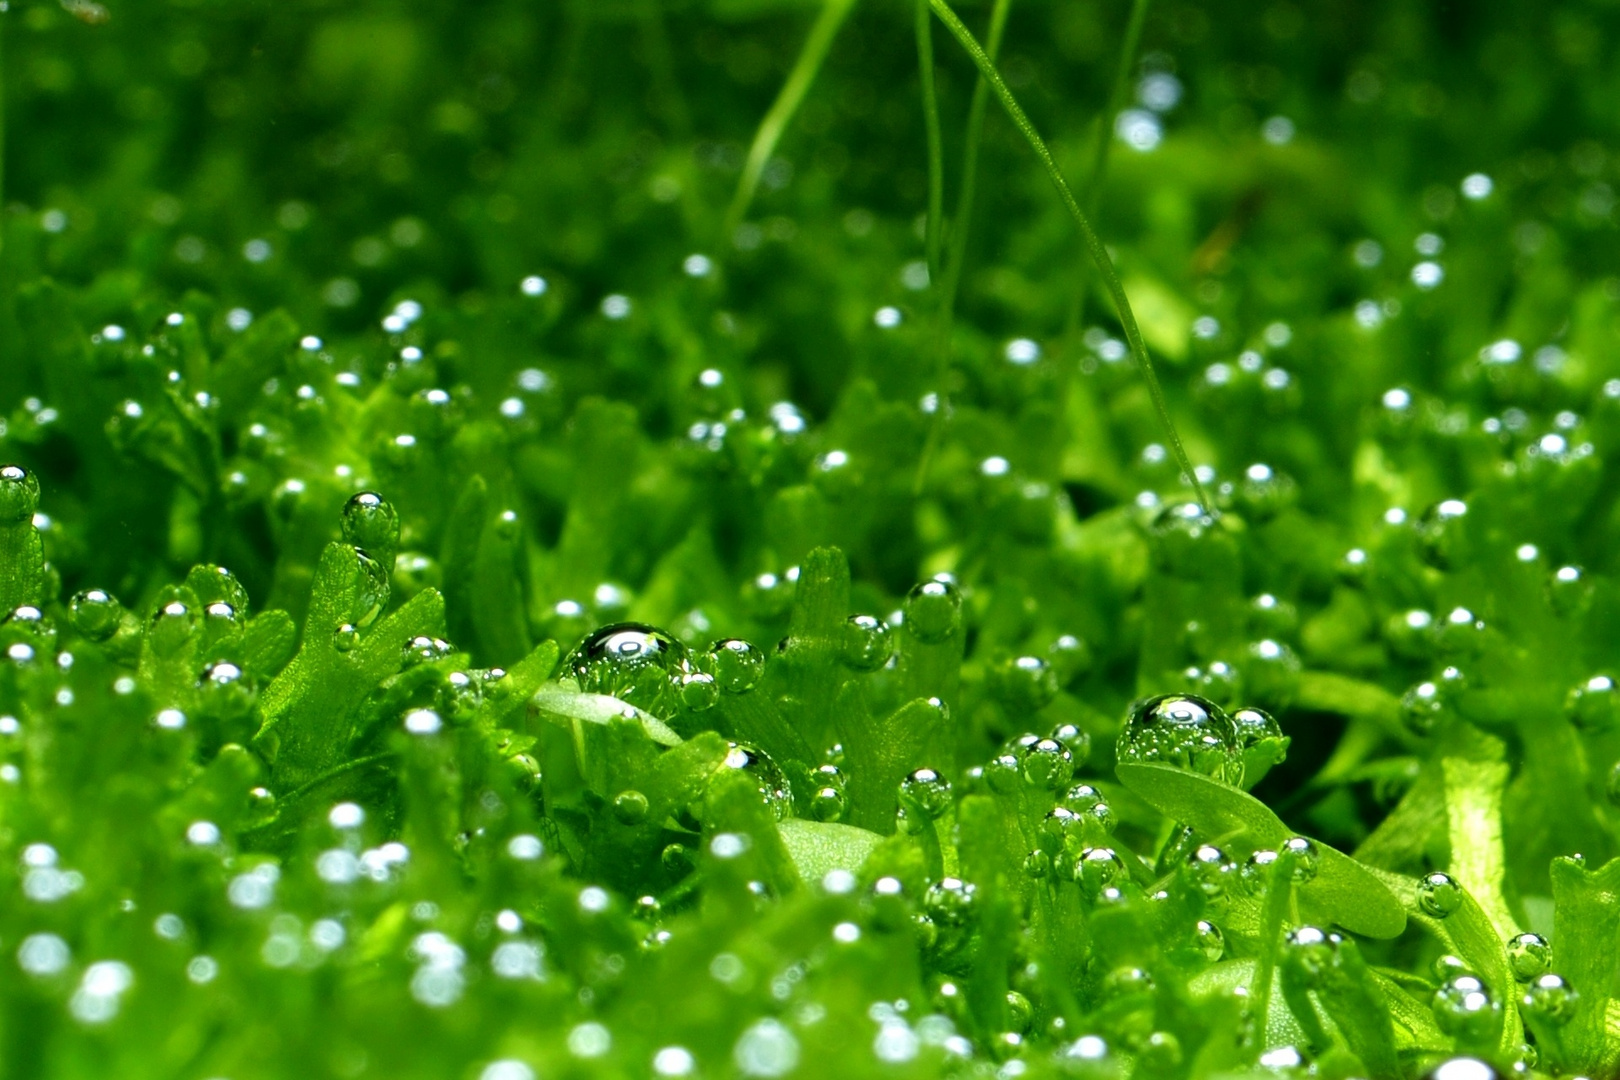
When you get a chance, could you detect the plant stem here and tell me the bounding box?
[915,0,944,284]
[1067,0,1151,336]
[725,0,859,237]
[926,0,1210,513]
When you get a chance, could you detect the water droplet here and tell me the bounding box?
[0,465,41,523]
[612,790,650,825]
[568,623,687,712]
[840,615,893,671]
[1117,694,1241,782]
[898,768,952,822]
[1023,850,1051,878]
[404,636,454,665]
[678,671,718,711]
[1567,675,1619,732]
[1432,974,1500,1041]
[722,743,792,821]
[1241,849,1279,896]
[1047,723,1091,767]
[1416,499,1469,569]
[69,589,123,641]
[709,638,764,693]
[1074,847,1128,897]
[1419,1057,1502,1080]
[333,623,359,653]
[1281,836,1319,884]
[1402,678,1454,735]
[1194,919,1224,961]
[1190,660,1241,706]
[1185,844,1233,900]
[1521,972,1578,1025]
[1417,871,1463,917]
[923,877,975,928]
[1047,634,1093,684]
[904,578,962,644]
[992,655,1059,712]
[1015,736,1074,790]
[393,551,442,597]
[809,782,848,822]
[1507,932,1551,981]
[341,491,400,558]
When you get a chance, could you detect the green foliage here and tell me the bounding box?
[3,0,1620,1078]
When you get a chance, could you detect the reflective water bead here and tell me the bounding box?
[1048,723,1091,767]
[903,578,962,644]
[1281,837,1319,884]
[1521,973,1578,1025]
[722,743,792,821]
[1074,847,1128,897]
[923,877,976,929]
[1241,849,1279,896]
[678,671,718,711]
[992,655,1059,713]
[1185,845,1233,900]
[612,790,650,825]
[1117,693,1241,782]
[0,465,41,523]
[1608,761,1620,807]
[1416,498,1469,569]
[1017,737,1074,790]
[1402,679,1452,735]
[1417,871,1463,917]
[1047,634,1093,684]
[567,623,687,712]
[898,768,952,820]
[741,571,795,620]
[1283,926,1337,984]
[393,552,442,597]
[709,638,764,693]
[809,784,848,822]
[840,614,893,671]
[1566,675,1620,732]
[1431,975,1500,1041]
[985,752,1021,794]
[1192,660,1241,706]
[1023,850,1051,879]
[333,623,359,653]
[1419,1058,1502,1080]
[69,589,124,641]
[1507,932,1550,981]
[1194,920,1224,961]
[404,636,454,664]
[341,491,400,557]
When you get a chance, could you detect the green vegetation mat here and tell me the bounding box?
[5,1,1620,1077]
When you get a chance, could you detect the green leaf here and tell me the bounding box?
[530,683,683,748]
[1115,761,1407,938]
[1551,854,1620,1075]
[775,818,883,883]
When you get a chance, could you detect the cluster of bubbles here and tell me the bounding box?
[1115,693,1287,788]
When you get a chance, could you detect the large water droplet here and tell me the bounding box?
[722,742,792,821]
[342,491,400,557]
[709,638,764,693]
[898,767,951,826]
[568,623,687,713]
[1117,694,1241,782]
[992,655,1058,712]
[1521,973,1578,1026]
[1567,675,1619,732]
[923,877,975,929]
[1431,974,1500,1041]
[69,589,123,641]
[1417,870,1463,918]
[840,615,893,671]
[904,578,962,644]
[0,465,41,523]
[1507,932,1551,981]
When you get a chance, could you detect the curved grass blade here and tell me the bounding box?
[1115,761,1407,938]
[926,0,1211,513]
[915,0,945,283]
[1068,0,1151,333]
[725,0,860,236]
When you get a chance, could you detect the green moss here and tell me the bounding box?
[2,1,1620,1077]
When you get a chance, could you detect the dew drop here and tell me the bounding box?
[709,638,764,693]
[341,491,400,558]
[1074,847,1128,897]
[1417,870,1463,918]
[1521,972,1578,1025]
[612,790,650,825]
[1431,974,1500,1041]
[333,623,359,653]
[898,768,952,822]
[1507,932,1550,981]
[840,615,893,671]
[1194,919,1224,961]
[903,578,962,644]
[1566,674,1619,732]
[722,742,792,821]
[568,623,687,712]
[0,465,41,524]
[1117,693,1241,782]
[992,655,1059,712]
[923,877,975,928]
[69,589,124,641]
